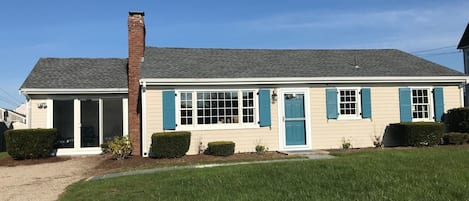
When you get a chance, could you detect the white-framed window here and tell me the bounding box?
[337,88,361,119]
[180,92,193,125]
[411,88,432,121]
[242,91,255,123]
[176,89,258,130]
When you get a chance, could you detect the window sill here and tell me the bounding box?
[176,124,260,131]
[411,119,435,122]
[337,115,363,120]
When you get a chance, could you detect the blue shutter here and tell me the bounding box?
[162,90,176,130]
[258,89,271,127]
[399,88,412,122]
[433,87,444,122]
[326,89,338,119]
[361,88,372,118]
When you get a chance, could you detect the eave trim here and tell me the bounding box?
[20,88,128,95]
[140,76,469,86]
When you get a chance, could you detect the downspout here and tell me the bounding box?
[26,95,31,128]
[461,82,466,107]
[141,81,147,157]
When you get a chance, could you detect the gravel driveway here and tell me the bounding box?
[0,156,102,201]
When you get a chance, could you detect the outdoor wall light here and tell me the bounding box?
[37,102,47,109]
[271,89,278,104]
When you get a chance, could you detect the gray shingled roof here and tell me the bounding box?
[458,23,469,49]
[21,58,128,89]
[22,47,465,90]
[141,47,464,78]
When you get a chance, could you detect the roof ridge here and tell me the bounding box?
[145,46,398,51]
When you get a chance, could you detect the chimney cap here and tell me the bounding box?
[129,11,145,16]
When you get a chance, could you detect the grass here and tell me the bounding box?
[60,147,469,201]
[0,152,8,160]
[96,153,305,175]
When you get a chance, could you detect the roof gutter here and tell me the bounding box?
[140,76,469,86]
[20,88,128,95]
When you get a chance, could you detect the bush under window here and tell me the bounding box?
[388,122,444,146]
[4,128,57,159]
[151,131,191,158]
[207,141,235,156]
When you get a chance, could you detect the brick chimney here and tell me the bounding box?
[128,11,145,156]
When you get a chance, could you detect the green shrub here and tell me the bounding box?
[445,107,469,133]
[108,136,132,160]
[207,141,235,156]
[255,145,267,153]
[372,135,384,148]
[443,132,469,145]
[341,138,352,150]
[100,142,110,153]
[151,131,191,158]
[389,122,444,146]
[4,128,57,159]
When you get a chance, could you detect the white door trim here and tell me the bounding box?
[277,88,312,151]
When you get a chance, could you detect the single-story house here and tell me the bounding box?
[20,12,469,156]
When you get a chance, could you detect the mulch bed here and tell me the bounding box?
[0,156,71,167]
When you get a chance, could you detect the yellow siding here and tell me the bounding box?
[443,86,462,112]
[143,86,464,155]
[30,99,47,128]
[310,87,400,149]
[144,89,279,155]
[144,90,163,155]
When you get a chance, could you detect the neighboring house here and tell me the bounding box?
[0,108,26,129]
[20,12,468,156]
[0,107,26,151]
[457,23,469,106]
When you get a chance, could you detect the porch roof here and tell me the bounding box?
[21,58,128,89]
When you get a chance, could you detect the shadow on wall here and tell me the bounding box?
[383,125,406,147]
[0,122,12,152]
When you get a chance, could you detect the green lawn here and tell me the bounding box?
[60,147,469,201]
[0,152,8,160]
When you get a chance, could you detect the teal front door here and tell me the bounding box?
[284,93,307,146]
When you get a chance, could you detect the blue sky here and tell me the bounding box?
[0,0,468,109]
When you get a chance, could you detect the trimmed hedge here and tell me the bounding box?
[389,122,444,146]
[207,141,235,156]
[151,131,191,158]
[5,129,57,159]
[443,132,469,145]
[445,107,469,133]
